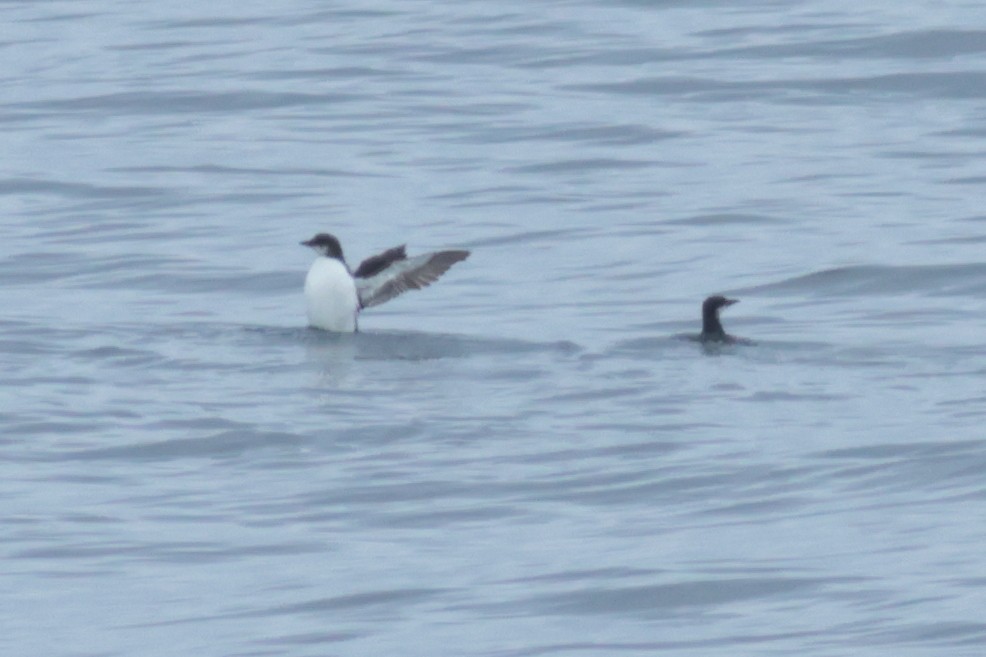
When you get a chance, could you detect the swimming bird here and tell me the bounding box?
[301,233,469,332]
[698,295,749,344]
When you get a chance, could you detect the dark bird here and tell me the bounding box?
[698,295,750,344]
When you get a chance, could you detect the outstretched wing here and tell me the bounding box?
[356,249,469,309]
[353,245,406,279]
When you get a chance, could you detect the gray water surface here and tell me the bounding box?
[4,1,986,655]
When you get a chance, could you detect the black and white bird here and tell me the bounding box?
[301,233,469,332]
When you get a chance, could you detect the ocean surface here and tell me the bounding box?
[4,1,986,655]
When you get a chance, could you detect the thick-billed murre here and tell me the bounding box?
[695,295,751,344]
[301,233,469,332]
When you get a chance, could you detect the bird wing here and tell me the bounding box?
[353,245,406,279]
[356,249,469,309]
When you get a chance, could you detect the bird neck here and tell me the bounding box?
[322,252,346,266]
[702,308,725,336]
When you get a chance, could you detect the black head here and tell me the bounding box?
[301,233,345,261]
[701,295,738,337]
[703,295,738,314]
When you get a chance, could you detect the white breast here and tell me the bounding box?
[304,257,359,332]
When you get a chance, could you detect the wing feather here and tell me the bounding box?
[353,245,406,279]
[357,249,469,309]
